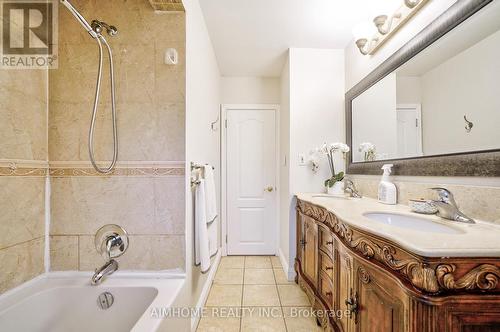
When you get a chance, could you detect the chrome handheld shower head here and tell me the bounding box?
[60,0,119,174]
[91,20,118,36]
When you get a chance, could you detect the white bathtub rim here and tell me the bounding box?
[0,271,186,332]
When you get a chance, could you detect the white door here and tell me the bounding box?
[226,108,276,255]
[396,105,423,158]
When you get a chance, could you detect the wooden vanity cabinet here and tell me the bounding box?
[353,258,408,332]
[298,215,318,286]
[295,198,500,332]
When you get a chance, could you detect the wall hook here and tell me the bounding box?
[211,114,219,132]
[464,115,473,133]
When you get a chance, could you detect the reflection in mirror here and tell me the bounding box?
[352,1,500,163]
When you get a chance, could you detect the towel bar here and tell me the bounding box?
[190,162,214,188]
[190,162,215,171]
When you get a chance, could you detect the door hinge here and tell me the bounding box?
[416,119,418,127]
[225,119,228,128]
[225,235,228,243]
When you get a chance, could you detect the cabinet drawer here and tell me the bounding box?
[319,251,334,280]
[319,272,334,308]
[318,225,334,257]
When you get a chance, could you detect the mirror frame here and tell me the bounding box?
[345,0,500,177]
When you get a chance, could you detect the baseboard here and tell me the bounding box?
[278,247,296,281]
[191,250,222,331]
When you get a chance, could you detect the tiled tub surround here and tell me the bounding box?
[348,175,500,224]
[48,0,186,272]
[1,65,48,293]
[0,167,46,294]
[0,70,48,161]
[49,1,185,162]
[49,163,186,271]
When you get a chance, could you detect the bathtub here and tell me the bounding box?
[0,272,185,332]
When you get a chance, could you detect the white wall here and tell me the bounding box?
[221,76,280,104]
[279,54,291,276]
[352,73,397,161]
[396,76,422,104]
[169,0,221,330]
[280,48,345,278]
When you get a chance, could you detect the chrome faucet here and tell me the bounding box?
[92,259,119,285]
[430,188,475,224]
[91,225,129,285]
[345,179,362,198]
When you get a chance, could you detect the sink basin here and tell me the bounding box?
[312,194,349,200]
[363,212,464,234]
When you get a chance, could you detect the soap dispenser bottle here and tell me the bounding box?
[378,164,397,205]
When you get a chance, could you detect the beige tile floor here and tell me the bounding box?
[197,256,323,332]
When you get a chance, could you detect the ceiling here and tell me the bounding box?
[199,0,401,77]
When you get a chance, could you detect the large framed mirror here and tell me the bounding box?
[346,0,500,176]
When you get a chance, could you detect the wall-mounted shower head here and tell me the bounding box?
[60,0,118,38]
[91,20,118,37]
[60,0,119,174]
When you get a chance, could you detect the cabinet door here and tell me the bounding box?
[337,243,354,332]
[303,216,318,285]
[353,259,408,332]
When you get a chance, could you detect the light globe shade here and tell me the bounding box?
[352,21,377,41]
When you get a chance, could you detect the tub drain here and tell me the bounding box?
[97,292,114,310]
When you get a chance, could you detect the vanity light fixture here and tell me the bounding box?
[373,12,402,35]
[354,0,429,55]
[355,37,378,56]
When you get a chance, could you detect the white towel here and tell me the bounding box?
[204,165,217,224]
[195,179,211,272]
[208,217,218,258]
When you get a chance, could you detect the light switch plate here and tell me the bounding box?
[298,154,307,166]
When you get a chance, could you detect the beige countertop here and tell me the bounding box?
[295,193,500,258]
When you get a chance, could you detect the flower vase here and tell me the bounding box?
[327,181,344,196]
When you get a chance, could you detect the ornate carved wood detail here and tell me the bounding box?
[436,264,500,291]
[358,266,371,284]
[297,199,500,295]
[298,200,440,293]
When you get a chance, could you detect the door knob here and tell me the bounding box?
[265,186,274,192]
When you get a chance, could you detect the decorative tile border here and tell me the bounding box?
[0,160,185,177]
[0,160,49,177]
[148,0,184,12]
[0,167,48,177]
[49,166,184,177]
[49,161,185,177]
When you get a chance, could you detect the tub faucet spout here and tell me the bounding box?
[91,259,119,285]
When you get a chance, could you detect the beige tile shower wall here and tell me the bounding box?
[0,70,48,161]
[348,175,500,224]
[0,69,48,294]
[50,1,185,162]
[0,176,46,294]
[49,0,186,271]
